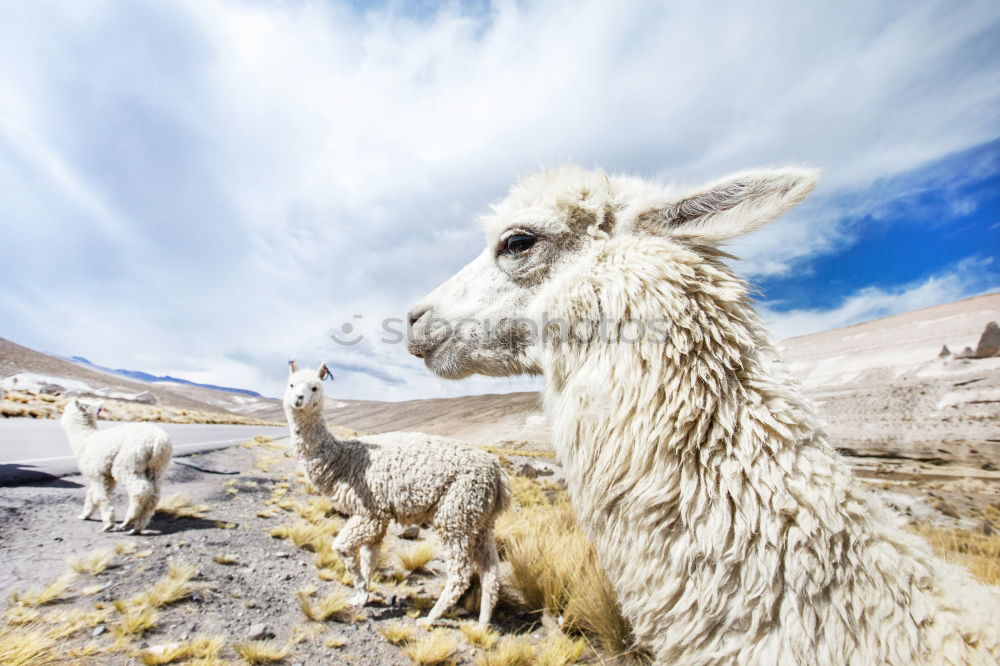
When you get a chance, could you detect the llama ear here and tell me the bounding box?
[94,401,105,418]
[629,168,819,242]
[318,363,333,381]
[288,359,298,374]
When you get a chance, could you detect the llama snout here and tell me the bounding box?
[406,306,446,359]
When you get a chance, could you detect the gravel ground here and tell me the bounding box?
[0,437,552,665]
[2,431,994,666]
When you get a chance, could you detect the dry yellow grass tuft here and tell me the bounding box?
[67,548,115,575]
[536,631,587,666]
[496,486,633,657]
[138,635,225,665]
[380,621,416,645]
[314,546,352,584]
[460,621,499,649]
[80,583,107,596]
[402,629,458,665]
[910,523,1000,585]
[3,605,42,626]
[268,519,338,552]
[115,541,137,556]
[473,636,536,666]
[481,446,556,460]
[12,573,75,607]
[112,602,158,638]
[325,635,347,648]
[0,625,59,666]
[295,588,350,622]
[142,561,209,608]
[157,493,210,520]
[29,607,111,641]
[509,476,548,508]
[233,641,289,664]
[398,541,436,573]
[212,554,239,565]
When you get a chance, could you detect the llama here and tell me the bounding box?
[406,166,1000,664]
[61,399,173,535]
[283,361,510,625]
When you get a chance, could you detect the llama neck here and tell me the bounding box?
[541,315,830,518]
[63,419,98,453]
[285,404,339,461]
[537,240,864,650]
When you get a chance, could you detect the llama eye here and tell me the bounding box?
[311,387,318,392]
[504,234,536,254]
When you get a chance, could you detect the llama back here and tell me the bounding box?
[360,432,510,522]
[100,423,173,482]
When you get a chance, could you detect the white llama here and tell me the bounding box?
[61,399,173,535]
[283,361,510,625]
[406,166,1000,664]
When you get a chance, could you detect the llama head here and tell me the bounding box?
[61,398,100,428]
[284,361,332,411]
[408,166,818,379]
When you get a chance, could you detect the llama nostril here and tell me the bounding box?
[408,306,430,328]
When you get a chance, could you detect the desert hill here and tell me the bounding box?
[0,336,282,423]
[311,293,1000,471]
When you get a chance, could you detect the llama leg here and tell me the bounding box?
[92,478,116,531]
[79,485,96,520]
[131,479,162,535]
[419,536,474,626]
[333,516,383,608]
[360,539,382,591]
[120,477,158,535]
[474,528,501,625]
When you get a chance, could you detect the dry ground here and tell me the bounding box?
[1,435,997,666]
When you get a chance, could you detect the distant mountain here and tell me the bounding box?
[66,356,263,398]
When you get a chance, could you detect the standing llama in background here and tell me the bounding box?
[407,166,1000,664]
[283,361,510,625]
[61,399,173,535]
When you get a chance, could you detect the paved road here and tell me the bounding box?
[0,420,288,486]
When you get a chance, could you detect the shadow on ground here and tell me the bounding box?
[0,464,83,488]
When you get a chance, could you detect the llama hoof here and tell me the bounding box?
[101,523,117,532]
[125,527,141,536]
[78,513,91,520]
[349,592,368,608]
[416,616,436,627]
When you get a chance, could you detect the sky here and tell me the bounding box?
[0,0,998,401]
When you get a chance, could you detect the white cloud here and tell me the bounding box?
[0,0,997,399]
[761,258,1000,339]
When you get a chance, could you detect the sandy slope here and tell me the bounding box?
[0,336,282,419]
[781,292,1000,468]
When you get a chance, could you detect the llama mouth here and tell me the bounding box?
[406,334,447,360]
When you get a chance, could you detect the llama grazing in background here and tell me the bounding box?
[407,166,1000,664]
[283,361,510,625]
[61,399,173,535]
